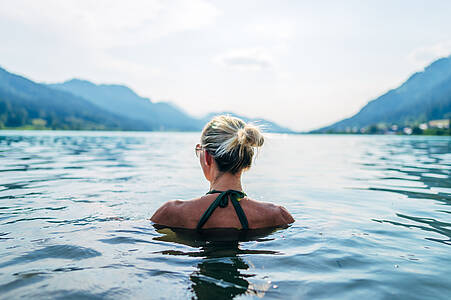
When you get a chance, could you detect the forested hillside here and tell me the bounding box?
[49,79,201,131]
[0,67,151,130]
[315,56,451,132]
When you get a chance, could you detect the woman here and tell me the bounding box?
[151,115,294,230]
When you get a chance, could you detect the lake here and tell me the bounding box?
[0,131,450,299]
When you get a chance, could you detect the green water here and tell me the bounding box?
[0,131,450,299]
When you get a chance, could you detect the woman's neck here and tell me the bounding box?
[210,172,243,192]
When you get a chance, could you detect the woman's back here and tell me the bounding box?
[151,194,294,229]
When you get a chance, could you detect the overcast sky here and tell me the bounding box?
[1,0,451,131]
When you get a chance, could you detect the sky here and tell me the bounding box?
[1,0,451,131]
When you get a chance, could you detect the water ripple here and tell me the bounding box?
[0,245,101,268]
[0,132,450,299]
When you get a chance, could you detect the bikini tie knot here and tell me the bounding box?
[197,189,248,230]
[214,190,246,208]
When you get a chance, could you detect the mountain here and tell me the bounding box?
[0,66,294,132]
[199,112,295,133]
[315,55,451,132]
[48,79,201,131]
[0,67,151,130]
[48,79,293,133]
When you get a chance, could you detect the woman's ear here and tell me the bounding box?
[204,150,213,166]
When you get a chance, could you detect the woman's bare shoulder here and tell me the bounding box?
[150,200,181,224]
[150,198,201,228]
[277,205,295,224]
[245,198,295,227]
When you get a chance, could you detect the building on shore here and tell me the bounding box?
[428,119,450,129]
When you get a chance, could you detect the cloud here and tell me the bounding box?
[407,41,451,68]
[246,21,296,41]
[214,48,273,71]
[0,0,219,86]
[0,0,220,48]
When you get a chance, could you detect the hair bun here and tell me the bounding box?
[200,115,265,174]
[237,124,264,148]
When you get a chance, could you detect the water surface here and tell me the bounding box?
[0,131,450,299]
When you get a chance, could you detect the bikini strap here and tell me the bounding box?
[196,189,249,230]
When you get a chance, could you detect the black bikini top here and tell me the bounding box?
[196,190,249,230]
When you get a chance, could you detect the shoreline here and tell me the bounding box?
[1,127,449,136]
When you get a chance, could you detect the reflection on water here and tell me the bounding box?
[153,226,282,299]
[190,251,250,300]
[374,213,451,246]
[0,131,450,299]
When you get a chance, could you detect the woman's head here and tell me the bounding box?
[200,115,264,174]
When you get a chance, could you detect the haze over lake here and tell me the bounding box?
[0,131,450,299]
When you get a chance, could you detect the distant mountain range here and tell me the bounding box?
[314,55,451,132]
[0,67,150,131]
[199,112,293,133]
[0,67,293,133]
[48,79,201,131]
[3,53,450,134]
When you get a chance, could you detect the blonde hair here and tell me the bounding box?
[200,115,264,174]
